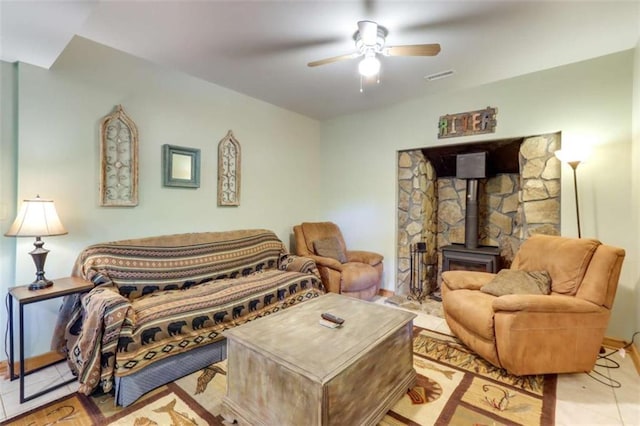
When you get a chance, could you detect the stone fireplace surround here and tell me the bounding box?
[396,133,561,296]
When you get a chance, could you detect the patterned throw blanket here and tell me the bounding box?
[52,230,324,396]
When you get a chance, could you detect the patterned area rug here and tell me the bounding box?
[383,328,556,425]
[2,327,555,425]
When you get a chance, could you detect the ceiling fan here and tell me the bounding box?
[307,20,441,79]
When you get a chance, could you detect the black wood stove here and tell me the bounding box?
[441,152,500,274]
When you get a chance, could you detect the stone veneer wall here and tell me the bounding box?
[396,133,561,295]
[397,151,437,295]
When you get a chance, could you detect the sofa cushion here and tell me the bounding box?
[480,269,551,297]
[69,269,325,396]
[313,237,348,263]
[73,229,285,300]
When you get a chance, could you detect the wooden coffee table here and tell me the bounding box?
[221,293,416,426]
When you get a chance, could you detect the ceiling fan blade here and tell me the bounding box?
[307,52,360,67]
[384,44,441,57]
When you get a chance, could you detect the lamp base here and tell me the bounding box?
[28,237,54,290]
[28,278,54,291]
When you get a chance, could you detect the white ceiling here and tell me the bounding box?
[1,1,638,120]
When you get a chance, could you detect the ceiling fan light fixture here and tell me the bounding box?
[358,54,380,77]
[359,20,378,45]
[354,23,388,54]
[308,19,441,86]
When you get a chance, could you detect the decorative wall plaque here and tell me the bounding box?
[99,105,139,206]
[217,130,241,206]
[438,106,497,139]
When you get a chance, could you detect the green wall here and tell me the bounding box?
[633,39,640,351]
[1,61,18,359]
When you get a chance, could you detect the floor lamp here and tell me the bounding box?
[555,149,587,238]
[556,149,602,355]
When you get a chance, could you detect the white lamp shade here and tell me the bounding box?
[554,148,589,164]
[4,197,67,237]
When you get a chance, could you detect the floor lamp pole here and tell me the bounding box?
[568,160,581,238]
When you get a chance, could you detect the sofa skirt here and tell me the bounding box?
[114,339,227,407]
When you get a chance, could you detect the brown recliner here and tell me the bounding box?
[441,234,625,376]
[293,222,383,300]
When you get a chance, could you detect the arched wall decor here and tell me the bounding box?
[99,105,139,206]
[217,130,241,206]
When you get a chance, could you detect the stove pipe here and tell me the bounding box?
[465,179,480,249]
[456,152,488,249]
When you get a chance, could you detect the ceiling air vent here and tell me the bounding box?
[424,69,455,81]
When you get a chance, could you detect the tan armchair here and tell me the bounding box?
[293,222,383,300]
[441,234,625,376]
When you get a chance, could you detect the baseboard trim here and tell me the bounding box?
[0,351,65,380]
[602,337,640,375]
[378,289,394,298]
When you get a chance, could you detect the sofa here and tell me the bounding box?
[441,234,625,376]
[52,229,324,406]
[293,221,383,300]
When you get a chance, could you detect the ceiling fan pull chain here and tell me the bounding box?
[360,75,364,93]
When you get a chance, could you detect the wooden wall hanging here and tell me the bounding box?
[438,106,497,139]
[99,105,139,206]
[217,130,241,206]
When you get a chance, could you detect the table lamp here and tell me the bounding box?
[4,195,68,290]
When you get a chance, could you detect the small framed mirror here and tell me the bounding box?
[162,144,201,188]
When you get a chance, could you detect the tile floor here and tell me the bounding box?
[0,302,638,425]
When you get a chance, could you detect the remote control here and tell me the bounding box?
[321,312,345,325]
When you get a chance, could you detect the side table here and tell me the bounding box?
[8,276,93,403]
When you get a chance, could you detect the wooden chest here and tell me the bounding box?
[222,293,416,425]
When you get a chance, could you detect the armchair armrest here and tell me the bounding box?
[304,254,345,271]
[346,250,383,266]
[493,294,605,314]
[278,254,321,279]
[441,270,495,291]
